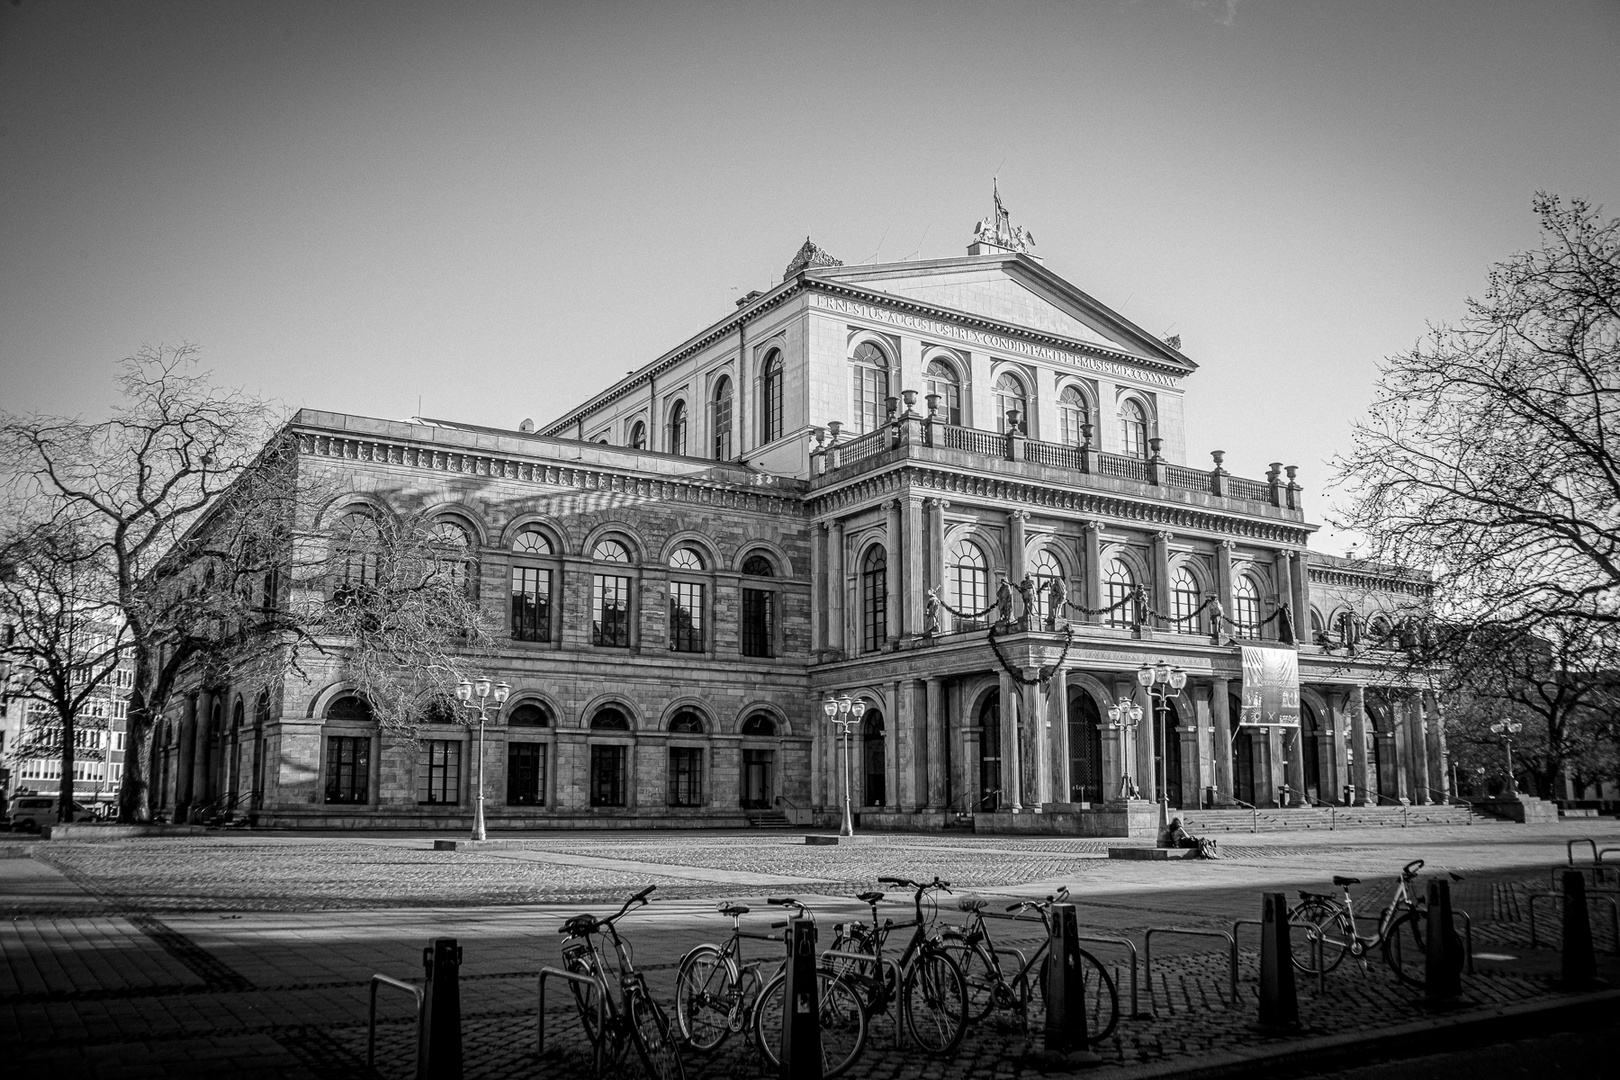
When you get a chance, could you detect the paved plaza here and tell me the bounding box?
[3,820,1619,1079]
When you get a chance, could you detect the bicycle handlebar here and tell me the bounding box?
[1401,859,1425,878]
[876,875,952,893]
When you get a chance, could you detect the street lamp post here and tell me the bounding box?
[1137,662,1188,829]
[455,676,511,842]
[1105,697,1144,801]
[1488,720,1523,797]
[822,694,866,838]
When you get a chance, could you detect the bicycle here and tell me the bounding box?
[826,875,969,1057]
[1288,858,1464,988]
[558,884,685,1080]
[673,897,866,1077]
[942,886,1119,1042]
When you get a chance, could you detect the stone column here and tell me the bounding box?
[1049,668,1072,804]
[1081,521,1102,623]
[1387,693,1410,802]
[904,497,925,639]
[926,499,948,620]
[828,520,845,656]
[1406,694,1430,803]
[1326,691,1349,802]
[1349,685,1373,805]
[1133,680,1157,803]
[176,694,198,818]
[950,680,971,812]
[1151,531,1173,629]
[194,688,217,809]
[810,523,826,656]
[1008,510,1029,624]
[999,668,1023,811]
[1023,672,1049,806]
[1211,679,1234,801]
[1216,541,1235,620]
[1294,550,1313,641]
[1424,691,1450,799]
[885,501,903,642]
[925,678,947,811]
[894,678,916,811]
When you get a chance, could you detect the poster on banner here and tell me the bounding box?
[1239,646,1300,727]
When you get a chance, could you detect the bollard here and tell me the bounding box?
[1558,871,1598,988]
[1044,903,1095,1054]
[1424,880,1463,1001]
[779,916,822,1080]
[1256,893,1299,1028]
[417,937,463,1080]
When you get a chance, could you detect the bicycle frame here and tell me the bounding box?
[1335,874,1417,955]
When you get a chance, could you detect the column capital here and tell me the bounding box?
[1155,530,1175,543]
[1218,538,1237,551]
[1009,509,1030,522]
[1080,518,1099,533]
[925,497,950,510]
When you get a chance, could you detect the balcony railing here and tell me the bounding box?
[812,405,1303,513]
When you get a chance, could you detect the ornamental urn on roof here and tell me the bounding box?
[782,236,843,280]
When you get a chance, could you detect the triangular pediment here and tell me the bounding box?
[808,254,1193,371]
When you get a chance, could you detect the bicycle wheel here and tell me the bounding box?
[674,944,737,1052]
[942,937,1000,1023]
[1288,897,1353,974]
[628,983,687,1080]
[563,947,628,1066]
[1019,948,1120,1044]
[753,967,868,1079]
[901,949,968,1056]
[1382,909,1434,989]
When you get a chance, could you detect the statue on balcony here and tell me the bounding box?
[995,574,1014,628]
[924,588,942,636]
[1045,576,1067,629]
[1018,573,1038,628]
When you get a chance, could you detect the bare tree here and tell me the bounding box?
[1333,194,1620,640]
[0,521,127,822]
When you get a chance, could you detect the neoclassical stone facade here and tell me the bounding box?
[153,219,1448,831]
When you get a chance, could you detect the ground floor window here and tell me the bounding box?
[741,749,774,809]
[668,747,703,806]
[979,695,1001,812]
[591,744,627,807]
[1067,694,1102,803]
[417,740,461,805]
[507,742,546,806]
[324,735,370,804]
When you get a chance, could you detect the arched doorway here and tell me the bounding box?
[1067,693,1102,803]
[1158,700,1184,809]
[979,692,1001,811]
[1231,694,1256,805]
[740,713,777,809]
[861,711,886,807]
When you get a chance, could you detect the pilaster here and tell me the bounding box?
[884,501,903,642]
[925,677,947,811]
[999,668,1023,811]
[904,496,926,639]
[1081,521,1102,622]
[1049,668,1071,805]
[828,520,846,656]
[1349,685,1373,805]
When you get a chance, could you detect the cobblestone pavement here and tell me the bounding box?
[2,820,1618,1078]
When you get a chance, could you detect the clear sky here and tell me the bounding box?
[2,0,1617,551]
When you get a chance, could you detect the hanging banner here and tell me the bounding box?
[1239,646,1300,727]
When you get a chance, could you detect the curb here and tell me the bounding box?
[1077,987,1620,1080]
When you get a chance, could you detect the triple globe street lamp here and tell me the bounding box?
[1106,697,1144,801]
[822,694,867,838]
[1137,662,1187,829]
[455,675,511,842]
[1488,719,1523,797]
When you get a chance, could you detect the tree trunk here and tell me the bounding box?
[58,715,76,823]
[118,699,154,824]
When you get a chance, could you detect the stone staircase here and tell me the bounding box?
[745,809,792,829]
[1179,803,1497,832]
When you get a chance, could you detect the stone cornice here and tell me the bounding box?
[1308,564,1433,598]
[293,426,806,518]
[808,462,1313,547]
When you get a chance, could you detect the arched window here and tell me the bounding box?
[511,530,556,643]
[861,545,888,652]
[508,702,550,727]
[628,420,647,450]
[851,342,890,434]
[429,519,476,596]
[712,375,734,460]
[1170,565,1202,629]
[1030,547,1064,625]
[255,690,271,727]
[334,510,383,593]
[1121,399,1149,459]
[1058,386,1090,446]
[326,695,374,723]
[591,539,633,647]
[1104,558,1136,629]
[590,709,631,731]
[861,711,886,806]
[761,350,785,443]
[993,372,1028,434]
[741,553,775,577]
[925,358,962,425]
[1233,575,1261,637]
[668,711,705,734]
[741,713,777,736]
[589,710,629,808]
[668,401,688,456]
[669,548,703,570]
[947,538,989,632]
[740,553,776,658]
[668,547,705,653]
[1310,609,1326,642]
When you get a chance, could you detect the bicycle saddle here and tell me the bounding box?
[957,897,989,913]
[719,903,750,917]
[1332,876,1360,887]
[857,891,885,904]
[560,914,599,937]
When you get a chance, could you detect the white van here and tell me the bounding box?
[8,796,94,832]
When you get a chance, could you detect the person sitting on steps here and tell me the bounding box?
[1164,816,1219,859]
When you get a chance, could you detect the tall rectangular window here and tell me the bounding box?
[592,574,631,646]
[590,744,626,807]
[325,736,370,804]
[507,742,546,806]
[417,740,461,804]
[668,747,703,807]
[669,581,704,652]
[741,588,774,657]
[510,566,551,642]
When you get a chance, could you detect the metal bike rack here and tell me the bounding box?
[367,974,424,1072]
[821,948,905,1047]
[1568,839,1600,866]
[537,965,609,1064]
[1071,934,1147,1020]
[1528,891,1620,954]
[1143,928,1237,1006]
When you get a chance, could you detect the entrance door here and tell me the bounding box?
[979,693,1001,811]
[1233,728,1256,805]
[862,712,886,807]
[1158,702,1184,809]
[742,749,774,809]
[1067,693,1102,803]
[1301,704,1321,802]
